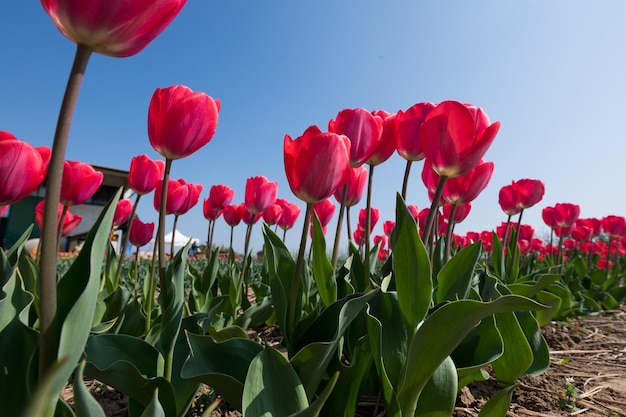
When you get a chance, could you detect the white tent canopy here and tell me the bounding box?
[163,230,200,247]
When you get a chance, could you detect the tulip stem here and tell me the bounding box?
[290,203,312,338]
[346,206,353,243]
[158,159,172,305]
[444,203,457,263]
[364,165,374,283]
[401,160,412,200]
[114,194,141,290]
[171,215,180,257]
[145,232,159,334]
[38,43,92,379]
[422,175,448,249]
[331,185,347,271]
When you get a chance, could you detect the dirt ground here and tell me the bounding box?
[64,306,626,417]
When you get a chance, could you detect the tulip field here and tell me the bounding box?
[1,2,626,417]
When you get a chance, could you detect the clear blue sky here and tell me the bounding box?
[2,1,625,254]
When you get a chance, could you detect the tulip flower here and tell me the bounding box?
[383,220,395,237]
[366,110,398,166]
[112,199,133,227]
[396,102,436,162]
[244,176,278,215]
[203,198,221,222]
[312,199,336,228]
[262,203,284,226]
[129,218,155,248]
[40,0,187,58]
[129,154,165,195]
[602,215,626,237]
[276,199,300,230]
[207,184,235,211]
[421,100,500,178]
[148,85,220,160]
[358,207,380,233]
[443,202,471,225]
[35,200,82,238]
[329,108,383,168]
[396,102,436,199]
[0,131,51,206]
[60,161,103,206]
[153,178,191,215]
[173,182,202,216]
[223,203,244,227]
[284,126,351,204]
[333,165,367,208]
[498,183,520,216]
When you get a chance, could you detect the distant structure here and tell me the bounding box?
[0,165,129,252]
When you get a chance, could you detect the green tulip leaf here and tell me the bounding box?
[478,384,517,417]
[73,360,106,417]
[262,224,297,350]
[435,241,481,304]
[84,334,176,417]
[181,332,263,410]
[54,188,121,403]
[414,356,457,417]
[311,213,336,307]
[242,345,308,416]
[0,272,38,417]
[452,315,503,371]
[516,311,550,376]
[20,357,70,417]
[391,193,432,328]
[291,289,379,399]
[397,295,544,416]
[491,312,534,384]
[290,371,339,417]
[160,240,191,357]
[140,389,166,417]
[321,338,371,417]
[534,290,562,326]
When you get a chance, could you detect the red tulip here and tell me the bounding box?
[262,203,284,226]
[442,202,472,224]
[153,178,201,215]
[129,218,155,247]
[358,207,380,232]
[202,198,221,221]
[40,0,186,58]
[312,199,336,227]
[60,161,104,206]
[396,102,436,161]
[276,199,301,231]
[353,227,365,246]
[329,108,383,168]
[284,126,351,204]
[551,203,581,228]
[366,110,398,166]
[421,100,500,178]
[148,85,220,160]
[244,176,278,215]
[498,183,520,216]
[35,200,82,237]
[383,220,395,236]
[0,131,51,206]
[241,208,262,225]
[407,205,419,220]
[207,184,235,211]
[175,182,202,216]
[373,235,387,250]
[423,160,494,206]
[222,203,244,227]
[601,215,626,237]
[333,165,367,207]
[571,225,593,243]
[129,154,165,195]
[512,179,545,209]
[576,217,602,237]
[113,198,133,227]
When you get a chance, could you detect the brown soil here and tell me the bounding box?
[64,307,626,417]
